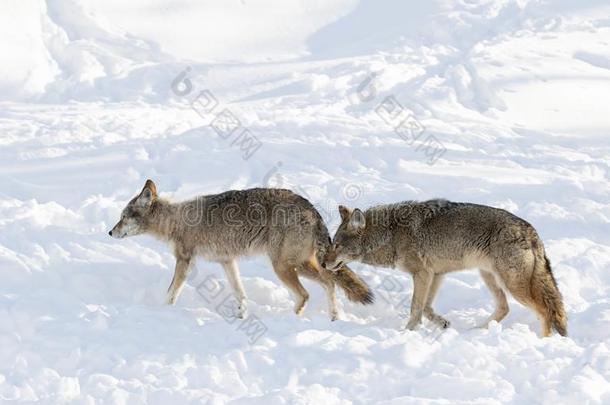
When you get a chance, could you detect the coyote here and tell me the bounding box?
[109,180,373,320]
[322,200,567,337]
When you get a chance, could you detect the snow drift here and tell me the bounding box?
[1,0,609,403]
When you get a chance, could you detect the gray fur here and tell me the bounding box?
[324,199,567,336]
[109,180,374,320]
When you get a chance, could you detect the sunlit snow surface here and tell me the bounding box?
[1,0,609,403]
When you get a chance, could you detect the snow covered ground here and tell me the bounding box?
[1,0,610,403]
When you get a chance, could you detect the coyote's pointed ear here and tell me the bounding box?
[349,208,366,231]
[338,205,351,222]
[136,179,157,207]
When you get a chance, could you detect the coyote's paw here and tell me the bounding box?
[237,302,248,319]
[431,315,451,329]
[405,319,421,331]
[294,302,307,316]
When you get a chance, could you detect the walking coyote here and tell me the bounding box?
[109,180,373,320]
[322,199,567,337]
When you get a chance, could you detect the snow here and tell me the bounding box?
[1,0,609,403]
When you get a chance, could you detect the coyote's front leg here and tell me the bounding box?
[220,259,248,319]
[423,274,451,329]
[166,256,193,305]
[405,269,434,330]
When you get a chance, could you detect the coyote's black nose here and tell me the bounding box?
[321,262,326,269]
[108,231,112,236]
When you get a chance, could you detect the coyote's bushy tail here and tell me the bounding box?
[532,253,568,336]
[332,265,375,305]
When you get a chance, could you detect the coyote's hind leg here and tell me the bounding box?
[273,261,310,316]
[298,261,338,321]
[477,269,509,328]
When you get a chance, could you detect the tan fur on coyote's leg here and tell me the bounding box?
[298,260,338,321]
[478,269,509,328]
[166,257,193,305]
[423,274,450,328]
[221,259,247,319]
[323,199,567,337]
[109,180,375,315]
[405,269,434,330]
[505,276,551,337]
[323,281,338,321]
[494,255,553,337]
[273,262,310,316]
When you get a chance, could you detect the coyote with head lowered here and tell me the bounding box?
[109,180,373,320]
[322,200,567,337]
